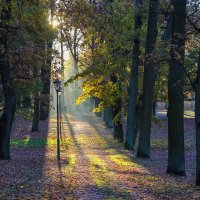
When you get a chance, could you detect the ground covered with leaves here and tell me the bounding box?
[0,111,200,199]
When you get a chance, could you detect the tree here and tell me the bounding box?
[0,0,54,158]
[167,0,187,175]
[0,0,16,160]
[32,67,40,131]
[137,0,158,158]
[125,0,142,150]
[39,0,55,120]
[40,46,52,120]
[111,75,124,142]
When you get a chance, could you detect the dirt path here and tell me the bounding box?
[53,112,197,199]
[62,112,152,199]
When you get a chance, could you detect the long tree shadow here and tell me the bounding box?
[63,112,137,199]
[63,112,88,156]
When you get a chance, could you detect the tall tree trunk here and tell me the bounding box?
[125,0,142,150]
[74,58,79,111]
[73,28,79,111]
[40,44,51,120]
[152,101,156,116]
[112,104,124,143]
[137,0,158,158]
[195,50,200,185]
[111,76,123,142]
[32,95,39,131]
[32,67,40,131]
[167,0,186,175]
[60,26,65,111]
[0,0,16,160]
[39,1,54,120]
[104,107,113,128]
[89,97,94,112]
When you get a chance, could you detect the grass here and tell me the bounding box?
[88,155,132,199]
[109,154,142,169]
[88,155,108,187]
[11,137,70,148]
[60,154,77,173]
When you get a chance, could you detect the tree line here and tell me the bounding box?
[0,0,55,159]
[59,0,200,185]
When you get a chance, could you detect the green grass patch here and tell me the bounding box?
[109,154,142,169]
[76,133,109,148]
[88,155,108,187]
[88,155,132,199]
[67,154,77,173]
[11,137,70,148]
[92,129,124,149]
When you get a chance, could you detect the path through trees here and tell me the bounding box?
[0,110,198,199]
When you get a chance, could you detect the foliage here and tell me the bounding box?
[4,0,56,108]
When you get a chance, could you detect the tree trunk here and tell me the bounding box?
[137,0,158,158]
[152,101,156,116]
[0,91,16,160]
[73,28,79,112]
[196,50,200,185]
[104,107,113,128]
[167,0,186,175]
[32,67,40,132]
[32,95,40,131]
[125,0,142,150]
[0,0,16,160]
[74,58,79,111]
[60,26,65,112]
[111,75,124,142]
[112,101,123,142]
[89,97,94,112]
[40,44,51,120]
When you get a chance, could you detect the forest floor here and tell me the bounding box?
[0,111,200,199]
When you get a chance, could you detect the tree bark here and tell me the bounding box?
[32,67,40,132]
[0,0,16,160]
[40,44,51,120]
[167,0,186,175]
[113,104,124,143]
[60,26,65,112]
[152,101,156,116]
[74,58,79,111]
[89,97,94,112]
[111,75,124,142]
[137,0,158,158]
[73,28,79,111]
[196,50,200,185]
[125,0,142,150]
[104,107,113,128]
